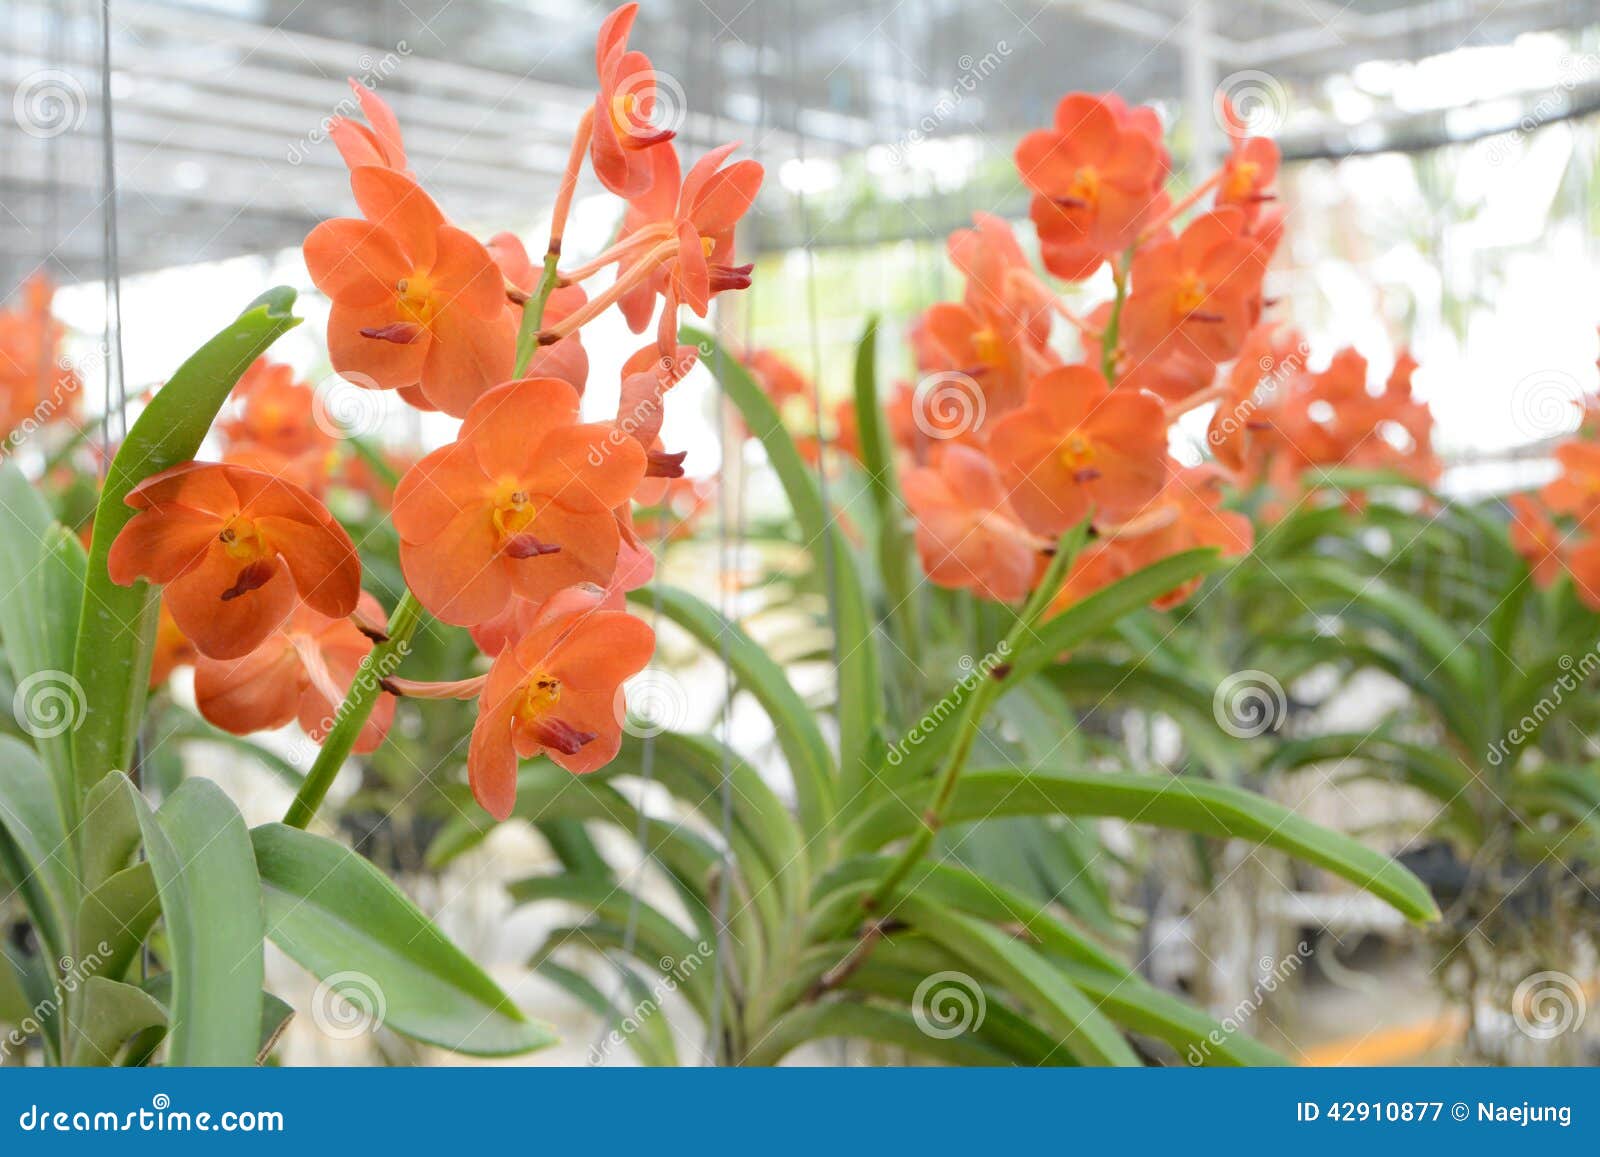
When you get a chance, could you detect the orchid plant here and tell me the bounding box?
[0,6,1450,1069]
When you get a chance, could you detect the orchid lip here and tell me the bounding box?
[530,718,597,755]
[646,448,688,478]
[220,559,275,601]
[360,322,423,344]
[504,534,563,559]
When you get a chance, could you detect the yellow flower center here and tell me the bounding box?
[1174,273,1208,316]
[611,91,642,136]
[217,518,268,562]
[517,674,562,722]
[396,272,436,326]
[1226,160,1260,200]
[1068,165,1101,207]
[972,327,1003,367]
[491,484,538,542]
[1057,433,1096,473]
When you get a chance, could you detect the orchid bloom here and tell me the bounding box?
[903,444,1047,604]
[987,365,1168,534]
[1217,137,1280,229]
[1121,208,1258,366]
[303,167,515,416]
[327,79,409,175]
[194,592,395,753]
[542,143,761,342]
[108,462,361,660]
[1541,442,1600,525]
[921,301,1032,419]
[1508,494,1564,590]
[470,511,655,657]
[590,2,676,198]
[392,377,645,626]
[468,588,655,819]
[1015,93,1167,281]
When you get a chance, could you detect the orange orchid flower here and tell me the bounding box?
[392,377,646,626]
[547,143,761,344]
[1016,93,1168,281]
[1217,137,1280,229]
[468,588,655,818]
[590,2,677,198]
[327,78,409,175]
[1121,208,1258,366]
[921,301,1032,419]
[987,365,1168,534]
[108,461,361,660]
[304,168,516,416]
[218,358,337,494]
[194,591,395,754]
[903,444,1047,604]
[745,348,813,409]
[1101,466,1252,609]
[1541,441,1600,525]
[948,212,1053,349]
[1508,494,1564,589]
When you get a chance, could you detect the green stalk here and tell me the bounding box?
[1100,249,1132,382]
[283,588,426,828]
[513,252,562,378]
[858,521,1090,914]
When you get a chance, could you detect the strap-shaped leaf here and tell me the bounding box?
[72,288,301,796]
[0,468,87,810]
[252,822,555,1057]
[745,1001,1013,1067]
[641,584,836,837]
[76,862,160,984]
[897,896,1140,1065]
[850,768,1439,923]
[68,977,168,1067]
[0,735,73,957]
[129,775,265,1064]
[684,325,884,798]
[536,961,677,1067]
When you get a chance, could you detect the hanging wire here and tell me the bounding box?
[782,0,846,748]
[99,0,125,459]
[703,0,744,1066]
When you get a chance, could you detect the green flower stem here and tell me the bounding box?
[857,522,1089,916]
[513,251,562,377]
[283,588,426,829]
